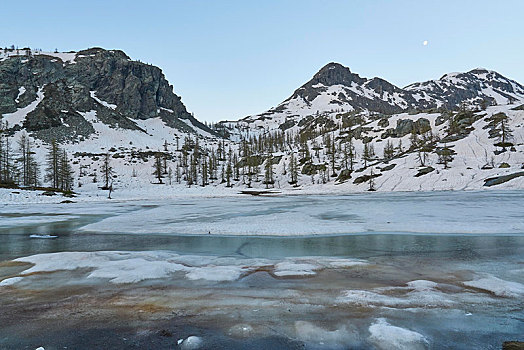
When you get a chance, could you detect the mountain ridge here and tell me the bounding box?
[231,62,524,130]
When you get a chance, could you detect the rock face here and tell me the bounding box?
[0,48,215,141]
[395,118,431,137]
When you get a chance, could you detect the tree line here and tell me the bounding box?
[0,122,74,192]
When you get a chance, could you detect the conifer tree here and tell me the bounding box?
[58,150,74,191]
[438,144,453,169]
[264,156,274,188]
[363,142,375,167]
[16,133,39,187]
[0,122,14,184]
[201,157,208,187]
[45,139,60,189]
[152,153,164,184]
[329,135,337,177]
[289,152,299,185]
[368,168,376,191]
[383,140,395,161]
[101,153,114,189]
[225,160,232,187]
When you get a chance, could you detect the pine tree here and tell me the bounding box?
[167,167,173,185]
[438,143,453,169]
[0,122,14,184]
[264,156,274,188]
[491,113,513,151]
[16,132,39,187]
[363,142,375,167]
[175,135,180,151]
[233,152,240,181]
[58,150,74,192]
[329,135,337,177]
[25,139,39,188]
[190,153,197,185]
[417,146,430,167]
[289,152,299,185]
[45,139,60,189]
[397,139,404,155]
[225,160,232,187]
[201,157,208,187]
[409,130,420,150]
[383,140,395,161]
[16,133,28,186]
[101,153,114,190]
[152,153,164,184]
[368,168,376,191]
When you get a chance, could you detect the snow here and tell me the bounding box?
[185,265,248,282]
[2,87,44,127]
[29,234,58,239]
[406,280,438,290]
[38,51,77,64]
[0,49,76,64]
[464,275,524,297]
[368,318,428,350]
[160,107,174,113]
[90,91,117,110]
[15,86,26,103]
[481,87,509,105]
[0,277,24,286]
[273,262,318,277]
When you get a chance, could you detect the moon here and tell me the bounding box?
[423,40,428,46]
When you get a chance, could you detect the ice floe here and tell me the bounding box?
[464,275,524,297]
[294,321,360,348]
[368,318,428,350]
[7,251,368,286]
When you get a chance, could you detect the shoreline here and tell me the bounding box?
[2,184,523,206]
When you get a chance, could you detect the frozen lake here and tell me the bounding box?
[0,190,523,349]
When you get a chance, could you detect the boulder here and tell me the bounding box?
[336,169,352,183]
[353,173,382,184]
[415,166,435,177]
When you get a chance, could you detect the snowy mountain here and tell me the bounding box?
[1,52,523,202]
[406,68,524,109]
[220,63,524,138]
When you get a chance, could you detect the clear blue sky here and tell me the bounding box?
[2,0,523,122]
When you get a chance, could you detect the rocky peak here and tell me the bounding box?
[309,62,366,87]
[0,47,216,141]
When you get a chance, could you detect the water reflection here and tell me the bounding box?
[1,231,523,263]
